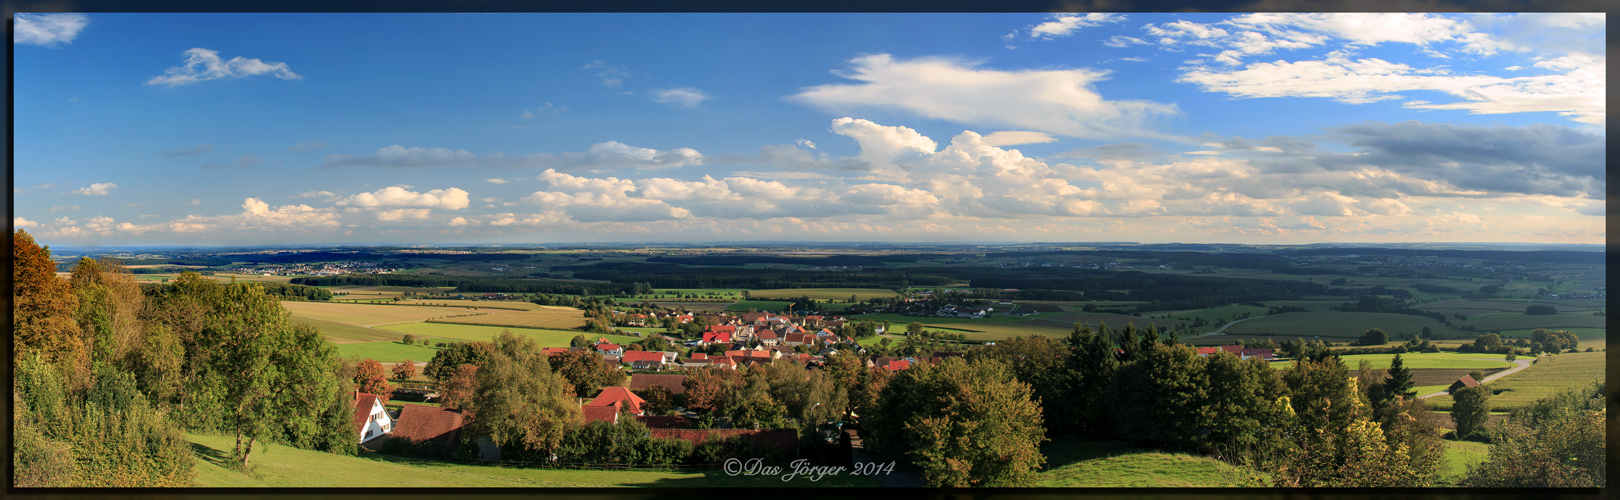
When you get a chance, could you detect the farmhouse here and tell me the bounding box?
[622,350,667,369]
[1448,375,1480,393]
[596,343,624,357]
[1240,348,1275,361]
[352,391,393,444]
[581,405,620,424]
[390,405,464,452]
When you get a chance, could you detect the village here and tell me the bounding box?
[353,306,1282,464]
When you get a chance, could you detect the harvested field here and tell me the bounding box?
[427,309,587,330]
[281,301,483,327]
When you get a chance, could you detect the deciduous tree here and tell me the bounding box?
[354,359,393,399]
[392,359,418,384]
[13,230,84,367]
[463,330,579,459]
[867,357,1047,487]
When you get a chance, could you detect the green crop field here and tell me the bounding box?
[1476,352,1605,412]
[1038,437,1265,487]
[383,322,639,347]
[187,433,877,487]
[333,340,444,364]
[1457,312,1607,332]
[746,288,899,301]
[726,300,793,312]
[1437,440,1491,486]
[281,301,480,327]
[1253,300,1342,312]
[1273,352,1514,371]
[1222,312,1465,338]
[1417,298,1600,316]
[290,316,413,344]
[1159,304,1271,324]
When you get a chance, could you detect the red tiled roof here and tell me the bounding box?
[541,347,570,356]
[598,344,622,351]
[623,351,666,364]
[690,353,708,360]
[1218,345,1244,354]
[1196,347,1221,355]
[629,374,688,395]
[1451,375,1480,389]
[759,331,779,340]
[391,405,464,449]
[886,359,912,372]
[352,392,383,434]
[707,325,737,334]
[582,404,619,424]
[703,331,732,343]
[590,386,646,414]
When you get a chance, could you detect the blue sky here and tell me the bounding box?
[11,13,1606,246]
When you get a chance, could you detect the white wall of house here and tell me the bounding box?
[360,399,392,444]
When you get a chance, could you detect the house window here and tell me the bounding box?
[365,429,373,438]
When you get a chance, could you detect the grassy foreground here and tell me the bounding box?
[1037,437,1265,487]
[188,433,879,487]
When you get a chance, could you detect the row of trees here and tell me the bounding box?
[14,230,357,486]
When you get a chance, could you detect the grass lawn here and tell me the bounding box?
[1038,436,1265,487]
[746,288,900,301]
[383,322,639,347]
[188,433,876,487]
[429,309,587,330]
[1223,312,1466,339]
[1473,352,1605,412]
[1436,440,1491,486]
[281,301,480,327]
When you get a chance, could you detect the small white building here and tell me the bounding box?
[352,391,393,444]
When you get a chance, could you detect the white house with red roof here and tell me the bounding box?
[622,350,667,369]
[590,387,646,415]
[352,391,393,444]
[596,343,624,357]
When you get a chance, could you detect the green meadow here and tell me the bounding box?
[383,322,639,347]
[1037,437,1265,487]
[187,433,878,487]
[1436,440,1491,486]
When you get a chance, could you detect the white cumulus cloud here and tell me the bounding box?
[337,186,471,210]
[14,13,88,47]
[147,48,302,87]
[72,183,117,196]
[793,54,1180,140]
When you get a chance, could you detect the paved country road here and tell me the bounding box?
[1191,316,1260,337]
[1419,358,1534,399]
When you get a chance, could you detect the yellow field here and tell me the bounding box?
[280,301,487,327]
[427,309,587,330]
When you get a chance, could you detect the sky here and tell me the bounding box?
[10,12,1606,246]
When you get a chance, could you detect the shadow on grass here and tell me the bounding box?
[618,468,884,489]
[1039,436,1139,471]
[357,450,463,469]
[189,441,234,468]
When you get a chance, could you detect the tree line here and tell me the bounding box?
[14,230,356,486]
